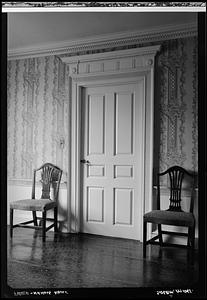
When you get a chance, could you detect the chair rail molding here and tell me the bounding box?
[61,45,160,236]
[8,22,197,60]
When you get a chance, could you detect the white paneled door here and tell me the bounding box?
[80,80,145,240]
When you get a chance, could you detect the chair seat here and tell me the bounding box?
[10,199,56,211]
[144,210,195,227]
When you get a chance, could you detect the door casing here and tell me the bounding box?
[61,46,160,241]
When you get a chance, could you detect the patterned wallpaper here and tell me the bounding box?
[7,36,198,184]
[156,37,198,174]
[7,56,69,181]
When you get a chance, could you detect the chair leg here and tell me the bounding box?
[32,211,38,226]
[190,226,195,260]
[143,220,147,258]
[191,226,195,250]
[42,211,46,242]
[158,224,163,246]
[187,226,195,264]
[54,207,58,232]
[187,227,191,247]
[187,226,195,249]
[10,208,13,238]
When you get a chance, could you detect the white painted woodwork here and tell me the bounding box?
[87,187,104,223]
[114,165,133,178]
[115,91,134,155]
[62,46,160,78]
[87,94,105,155]
[62,46,160,241]
[87,165,105,177]
[81,83,144,239]
[114,188,133,226]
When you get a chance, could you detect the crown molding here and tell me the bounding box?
[8,22,197,60]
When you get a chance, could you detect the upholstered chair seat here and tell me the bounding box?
[143,166,197,258]
[144,210,195,227]
[10,199,56,211]
[10,163,62,242]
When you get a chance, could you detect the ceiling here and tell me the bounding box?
[8,12,197,50]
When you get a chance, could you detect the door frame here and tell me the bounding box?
[61,46,160,240]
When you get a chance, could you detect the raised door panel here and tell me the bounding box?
[114,165,133,178]
[87,165,105,177]
[87,187,104,223]
[113,188,133,225]
[114,92,134,155]
[87,94,105,155]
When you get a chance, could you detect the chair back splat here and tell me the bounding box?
[39,163,61,200]
[158,166,193,212]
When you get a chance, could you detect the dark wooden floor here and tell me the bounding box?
[7,227,199,293]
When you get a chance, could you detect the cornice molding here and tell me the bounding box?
[8,22,197,60]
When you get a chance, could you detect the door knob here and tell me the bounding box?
[80,159,90,164]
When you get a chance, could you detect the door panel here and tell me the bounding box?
[114,165,133,178]
[115,91,133,155]
[81,80,144,240]
[114,188,133,225]
[87,165,105,177]
[87,187,104,223]
[88,94,105,155]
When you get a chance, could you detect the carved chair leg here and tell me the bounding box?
[10,208,13,238]
[143,220,147,258]
[158,224,163,246]
[54,207,58,232]
[42,211,46,242]
[32,211,38,226]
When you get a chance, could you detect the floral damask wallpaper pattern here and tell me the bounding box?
[7,36,198,183]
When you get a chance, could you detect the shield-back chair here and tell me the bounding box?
[10,163,62,242]
[143,166,196,257]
